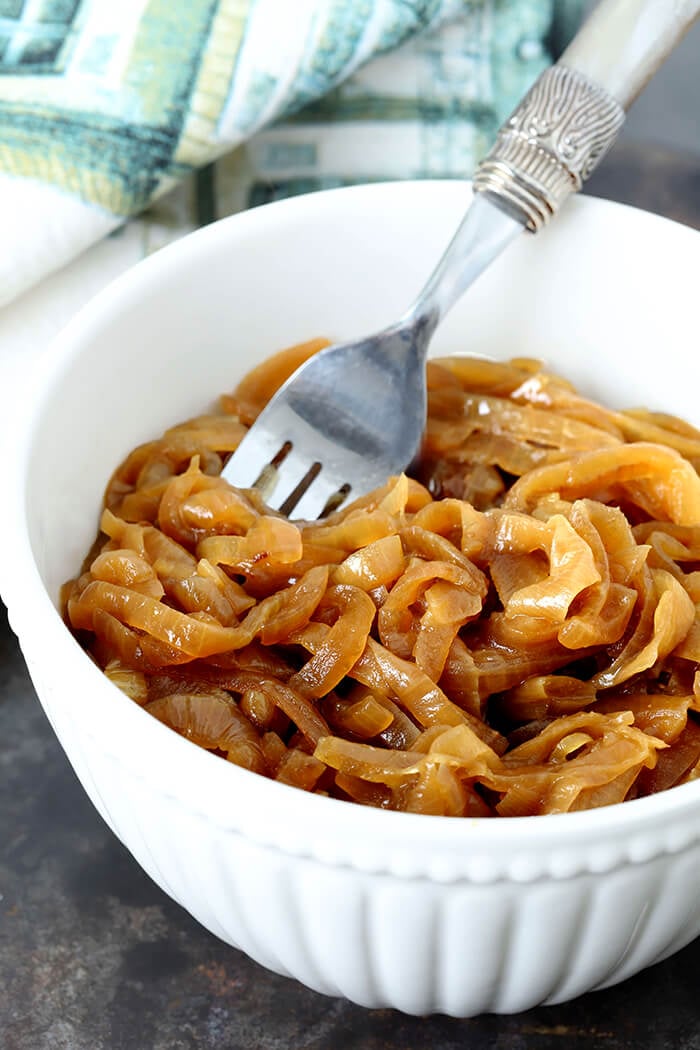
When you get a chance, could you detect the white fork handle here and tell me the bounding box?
[412,0,699,328]
[562,0,700,108]
[473,0,700,230]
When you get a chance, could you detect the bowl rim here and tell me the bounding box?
[5,179,700,882]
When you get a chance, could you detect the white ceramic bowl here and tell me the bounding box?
[4,182,700,1017]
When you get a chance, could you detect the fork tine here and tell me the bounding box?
[291,473,349,521]
[266,447,321,513]
[224,429,286,488]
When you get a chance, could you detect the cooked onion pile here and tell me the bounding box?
[63,340,700,816]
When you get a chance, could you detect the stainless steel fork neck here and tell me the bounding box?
[402,64,626,338]
[473,65,625,232]
[401,192,525,338]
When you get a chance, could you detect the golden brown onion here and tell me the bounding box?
[64,346,700,818]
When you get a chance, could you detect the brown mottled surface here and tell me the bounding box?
[2,146,700,1049]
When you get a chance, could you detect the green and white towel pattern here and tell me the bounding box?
[0,0,582,309]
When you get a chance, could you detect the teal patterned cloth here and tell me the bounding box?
[0,0,583,307]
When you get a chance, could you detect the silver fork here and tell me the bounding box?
[222,0,698,520]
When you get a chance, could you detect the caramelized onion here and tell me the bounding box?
[64,345,700,817]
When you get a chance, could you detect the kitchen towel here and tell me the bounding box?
[0,0,581,310]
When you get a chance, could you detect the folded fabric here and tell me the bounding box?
[0,0,582,311]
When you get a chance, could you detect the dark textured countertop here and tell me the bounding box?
[2,143,700,1050]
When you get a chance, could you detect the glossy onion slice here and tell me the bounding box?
[63,347,700,816]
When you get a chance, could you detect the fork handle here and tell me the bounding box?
[473,0,700,230]
[561,0,699,108]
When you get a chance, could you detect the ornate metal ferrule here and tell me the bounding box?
[473,65,625,231]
